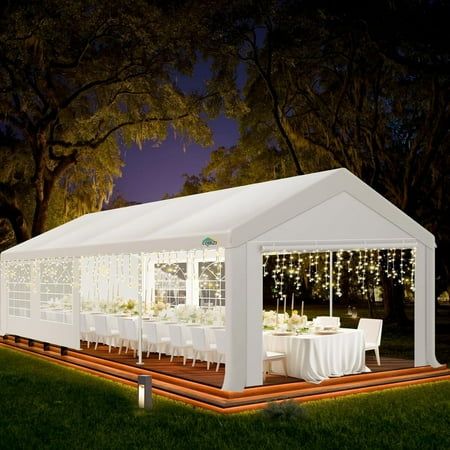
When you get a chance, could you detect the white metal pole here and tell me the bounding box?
[137,253,144,365]
[329,251,333,317]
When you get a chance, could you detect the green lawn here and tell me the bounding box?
[0,348,449,450]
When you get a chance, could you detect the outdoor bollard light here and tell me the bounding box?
[138,375,152,410]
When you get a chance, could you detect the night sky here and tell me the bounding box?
[112,60,244,203]
[113,116,239,203]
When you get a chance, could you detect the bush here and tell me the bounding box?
[262,400,307,421]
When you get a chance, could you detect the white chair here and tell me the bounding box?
[358,318,383,365]
[191,327,216,370]
[116,317,129,354]
[80,313,95,347]
[213,329,226,372]
[93,314,120,352]
[263,350,288,381]
[314,316,340,328]
[143,322,170,359]
[123,318,147,358]
[168,325,192,365]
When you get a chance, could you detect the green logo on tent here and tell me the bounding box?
[202,237,218,247]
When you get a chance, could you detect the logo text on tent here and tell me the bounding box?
[202,237,218,247]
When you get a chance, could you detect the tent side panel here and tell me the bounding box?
[415,243,427,366]
[0,266,6,336]
[246,243,263,386]
[425,246,439,366]
[4,258,80,350]
[222,245,247,391]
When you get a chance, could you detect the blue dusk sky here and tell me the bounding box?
[112,60,244,203]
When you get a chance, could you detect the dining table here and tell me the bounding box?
[263,328,369,383]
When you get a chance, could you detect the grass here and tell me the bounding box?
[1,347,450,450]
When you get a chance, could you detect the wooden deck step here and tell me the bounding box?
[2,335,449,413]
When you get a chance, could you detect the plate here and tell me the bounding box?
[315,330,338,335]
[272,331,294,336]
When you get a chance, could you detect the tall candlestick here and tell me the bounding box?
[291,293,294,311]
[276,297,279,328]
[283,295,287,314]
[301,300,304,316]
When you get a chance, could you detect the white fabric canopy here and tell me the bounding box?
[1,168,434,261]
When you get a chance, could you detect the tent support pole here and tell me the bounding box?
[329,251,333,317]
[137,253,144,365]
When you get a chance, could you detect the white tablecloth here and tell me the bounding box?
[264,328,369,383]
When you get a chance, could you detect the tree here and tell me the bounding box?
[175,145,296,197]
[187,0,450,323]
[0,0,212,243]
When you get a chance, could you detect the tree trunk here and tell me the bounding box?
[367,287,376,318]
[32,194,50,236]
[0,203,31,243]
[381,271,409,324]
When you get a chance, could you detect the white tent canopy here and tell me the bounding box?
[0,168,438,391]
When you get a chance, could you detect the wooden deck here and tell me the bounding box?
[78,341,414,387]
[1,335,449,413]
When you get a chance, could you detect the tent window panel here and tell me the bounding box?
[198,262,225,307]
[39,260,73,324]
[7,262,31,319]
[154,263,187,306]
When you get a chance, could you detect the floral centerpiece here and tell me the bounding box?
[119,299,138,314]
[263,310,277,329]
[151,300,168,317]
[288,310,307,331]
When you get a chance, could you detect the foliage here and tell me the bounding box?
[0,0,212,242]
[262,400,307,421]
[183,0,450,298]
[1,347,450,449]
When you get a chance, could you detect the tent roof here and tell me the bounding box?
[1,168,435,260]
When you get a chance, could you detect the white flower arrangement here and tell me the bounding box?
[263,310,277,328]
[151,300,168,316]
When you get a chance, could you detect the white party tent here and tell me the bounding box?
[0,168,439,391]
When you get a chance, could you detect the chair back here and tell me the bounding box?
[143,322,158,344]
[190,327,208,351]
[358,318,383,345]
[94,314,108,336]
[315,316,340,327]
[64,311,72,323]
[214,329,226,355]
[80,313,88,333]
[124,318,137,341]
[168,325,184,347]
[117,317,128,340]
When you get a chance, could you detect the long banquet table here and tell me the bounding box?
[264,328,369,383]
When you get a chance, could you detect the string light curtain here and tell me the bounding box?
[264,248,416,307]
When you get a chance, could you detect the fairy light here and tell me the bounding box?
[369,249,375,274]
[375,250,382,285]
[355,250,361,284]
[391,249,398,280]
[399,249,405,284]
[263,254,269,277]
[295,252,302,292]
[335,250,343,297]
[410,248,416,292]
[323,251,329,289]
[281,253,287,271]
[347,250,353,275]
